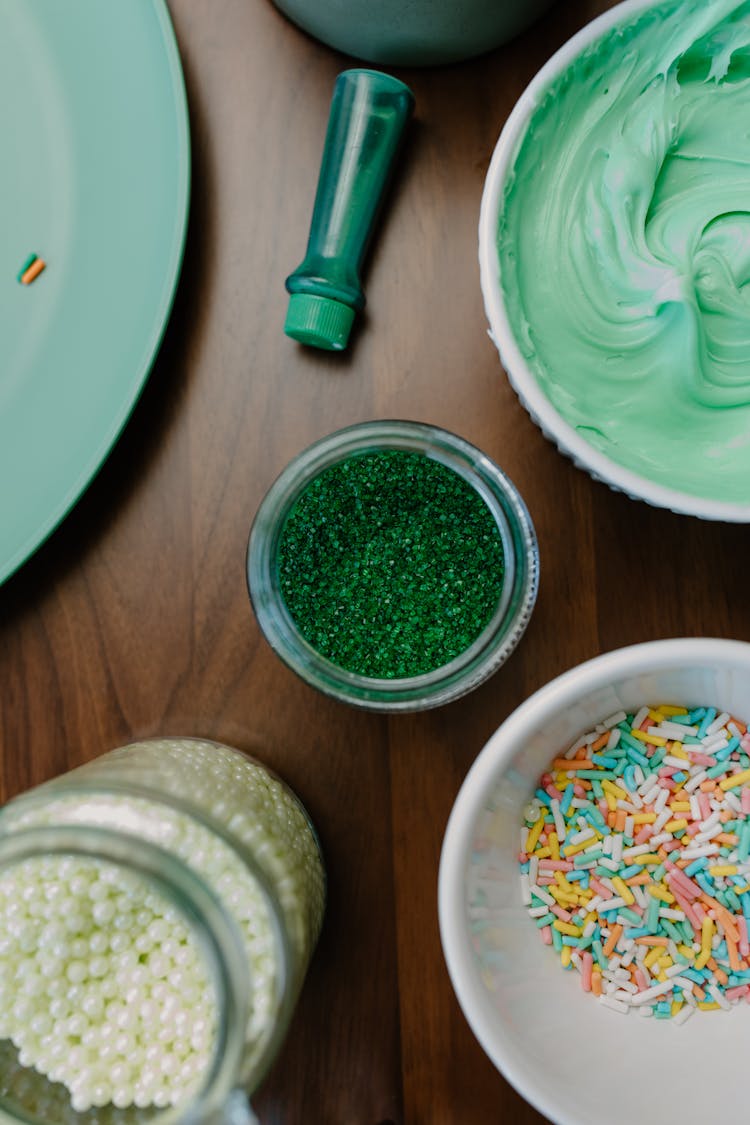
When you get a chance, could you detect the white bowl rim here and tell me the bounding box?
[438,636,750,1124]
[478,0,750,524]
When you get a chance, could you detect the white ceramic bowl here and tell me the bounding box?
[478,0,750,523]
[439,638,750,1125]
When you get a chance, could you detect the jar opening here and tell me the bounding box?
[0,826,248,1125]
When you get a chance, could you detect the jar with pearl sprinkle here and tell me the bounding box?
[0,738,326,1124]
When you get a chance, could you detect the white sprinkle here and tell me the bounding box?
[530,885,554,907]
[633,708,650,731]
[708,985,732,1011]
[550,799,566,842]
[520,827,530,852]
[622,844,654,860]
[604,711,627,729]
[611,836,623,865]
[659,908,686,921]
[703,735,729,755]
[528,904,551,918]
[654,789,670,814]
[602,896,627,912]
[705,712,730,737]
[674,1004,695,1025]
[689,795,702,822]
[638,1006,654,1017]
[607,729,621,751]
[680,844,720,860]
[663,755,692,769]
[568,827,596,847]
[598,857,620,873]
[639,774,659,797]
[726,791,743,814]
[599,995,629,1014]
[684,770,708,792]
[630,980,676,1006]
[624,815,635,839]
[654,809,672,832]
[664,963,686,979]
[528,856,539,886]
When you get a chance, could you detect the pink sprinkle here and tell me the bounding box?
[590,876,613,899]
[547,784,563,801]
[669,884,702,930]
[738,915,749,958]
[662,840,680,853]
[742,788,750,815]
[538,860,574,871]
[660,777,677,791]
[581,951,593,992]
[538,875,555,885]
[689,752,715,767]
[634,826,654,846]
[540,925,553,946]
[666,860,701,898]
[698,793,712,820]
[540,773,553,787]
[598,799,609,817]
[658,767,676,778]
[573,783,586,797]
[635,968,649,991]
[686,823,702,837]
[726,985,749,1002]
[517,852,529,863]
[551,905,572,922]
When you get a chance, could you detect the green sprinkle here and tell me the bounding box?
[277,450,505,678]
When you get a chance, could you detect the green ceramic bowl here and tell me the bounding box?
[271,0,556,66]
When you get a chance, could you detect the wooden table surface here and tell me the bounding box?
[3,0,750,1121]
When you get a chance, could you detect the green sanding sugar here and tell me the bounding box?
[277,449,505,678]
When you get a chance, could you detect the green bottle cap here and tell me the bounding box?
[284,292,356,351]
[285,69,414,352]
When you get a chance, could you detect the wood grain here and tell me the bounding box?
[3,0,749,1122]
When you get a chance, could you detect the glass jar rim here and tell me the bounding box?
[246,419,539,711]
[0,774,296,1121]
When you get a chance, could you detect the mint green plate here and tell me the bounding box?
[0,0,190,584]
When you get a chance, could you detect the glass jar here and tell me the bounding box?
[247,420,539,711]
[0,738,326,1125]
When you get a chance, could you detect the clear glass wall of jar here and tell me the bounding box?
[0,738,326,1125]
[247,420,539,711]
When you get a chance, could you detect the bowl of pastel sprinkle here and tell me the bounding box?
[439,638,750,1125]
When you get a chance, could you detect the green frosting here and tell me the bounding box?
[499,0,750,502]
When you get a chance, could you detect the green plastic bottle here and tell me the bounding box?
[285,69,415,351]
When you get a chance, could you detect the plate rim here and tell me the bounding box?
[1,0,192,585]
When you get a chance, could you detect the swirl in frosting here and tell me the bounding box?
[499,0,750,501]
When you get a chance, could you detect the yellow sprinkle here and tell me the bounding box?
[632,854,662,865]
[561,945,573,969]
[669,801,691,812]
[659,955,673,970]
[649,709,666,722]
[644,947,663,970]
[534,847,552,860]
[697,1002,722,1011]
[659,706,688,716]
[734,885,750,896]
[612,877,635,906]
[719,769,750,792]
[647,885,675,904]
[631,813,657,825]
[671,1000,683,1016]
[526,817,545,853]
[563,836,600,858]
[668,744,688,760]
[553,921,582,937]
[677,944,695,960]
[695,918,714,969]
[603,791,617,813]
[631,729,666,746]
[664,819,689,833]
[548,832,560,861]
[601,780,628,801]
[709,865,738,877]
[550,886,577,905]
